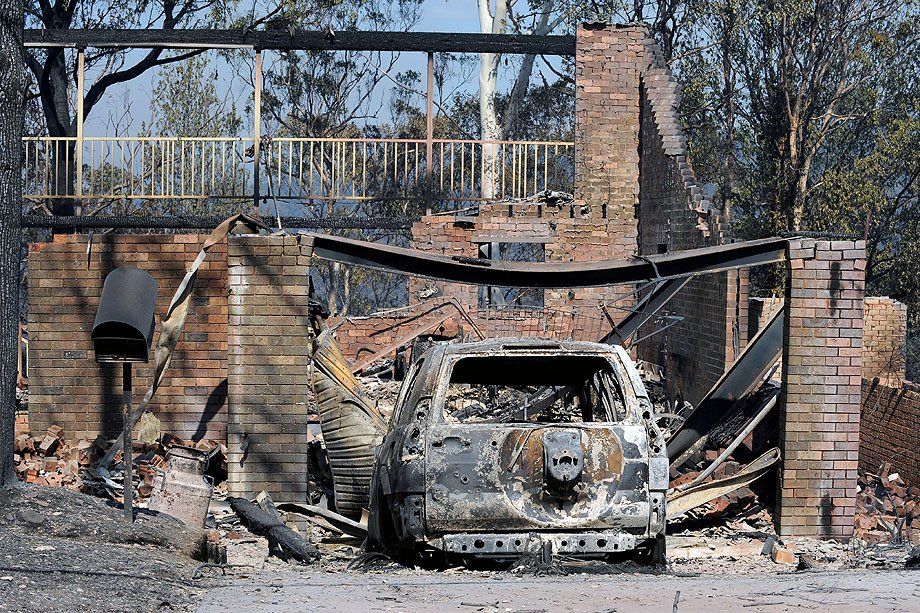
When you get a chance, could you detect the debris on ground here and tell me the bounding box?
[358,373,401,422]
[275,500,368,537]
[854,462,919,545]
[13,422,227,511]
[0,485,210,612]
[13,424,85,490]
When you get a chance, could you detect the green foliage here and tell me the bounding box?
[674,0,917,274]
[672,0,919,368]
[149,56,242,137]
[810,115,919,306]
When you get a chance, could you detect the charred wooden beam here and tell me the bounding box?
[24,29,576,55]
[228,496,321,563]
[21,214,413,230]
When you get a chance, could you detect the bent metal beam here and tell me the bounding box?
[301,233,789,287]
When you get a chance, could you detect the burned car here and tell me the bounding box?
[368,339,668,564]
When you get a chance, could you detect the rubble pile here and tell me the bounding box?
[854,462,919,545]
[88,433,227,505]
[358,373,401,421]
[12,423,227,506]
[206,488,363,572]
[669,454,763,519]
[13,425,92,489]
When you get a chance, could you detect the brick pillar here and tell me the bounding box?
[574,23,645,258]
[779,239,866,538]
[572,23,649,314]
[226,235,313,503]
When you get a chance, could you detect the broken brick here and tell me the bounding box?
[771,542,798,565]
[38,435,59,457]
[14,434,33,454]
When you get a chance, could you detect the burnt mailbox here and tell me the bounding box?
[92,267,158,363]
[91,266,158,524]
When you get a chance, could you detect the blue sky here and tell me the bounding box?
[416,1,483,31]
[80,1,519,135]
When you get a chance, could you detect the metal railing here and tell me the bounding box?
[23,136,252,201]
[23,136,574,207]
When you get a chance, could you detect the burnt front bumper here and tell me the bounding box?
[434,531,639,558]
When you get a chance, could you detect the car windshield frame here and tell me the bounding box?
[431,349,641,425]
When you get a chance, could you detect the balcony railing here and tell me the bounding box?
[22,136,574,208]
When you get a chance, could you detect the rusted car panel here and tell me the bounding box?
[368,339,668,563]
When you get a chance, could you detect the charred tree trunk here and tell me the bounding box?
[0,0,25,487]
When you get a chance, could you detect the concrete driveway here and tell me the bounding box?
[197,569,919,612]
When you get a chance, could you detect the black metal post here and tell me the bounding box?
[425,52,434,215]
[122,363,133,522]
[252,50,262,217]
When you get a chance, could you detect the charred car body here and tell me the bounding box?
[368,339,669,564]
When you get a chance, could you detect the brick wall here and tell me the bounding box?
[860,379,920,486]
[749,297,784,341]
[862,297,907,384]
[388,26,660,343]
[401,205,621,345]
[574,23,643,246]
[749,296,905,383]
[27,235,228,442]
[778,239,866,538]
[226,235,312,503]
[336,310,465,367]
[331,23,748,378]
[631,29,742,405]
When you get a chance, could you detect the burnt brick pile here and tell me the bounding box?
[13,424,92,489]
[13,423,227,506]
[855,462,919,545]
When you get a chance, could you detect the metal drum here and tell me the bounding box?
[149,446,214,528]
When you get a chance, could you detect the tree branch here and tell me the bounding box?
[83,48,203,118]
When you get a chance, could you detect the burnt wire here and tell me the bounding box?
[346,551,396,571]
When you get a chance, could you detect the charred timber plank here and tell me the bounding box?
[228,496,320,563]
[276,502,368,538]
[305,233,789,288]
[24,29,576,55]
[22,214,413,230]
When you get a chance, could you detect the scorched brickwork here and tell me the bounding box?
[859,379,920,487]
[862,297,907,384]
[27,234,228,442]
[226,235,313,503]
[778,239,866,538]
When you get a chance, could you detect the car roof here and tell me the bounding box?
[438,337,620,355]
